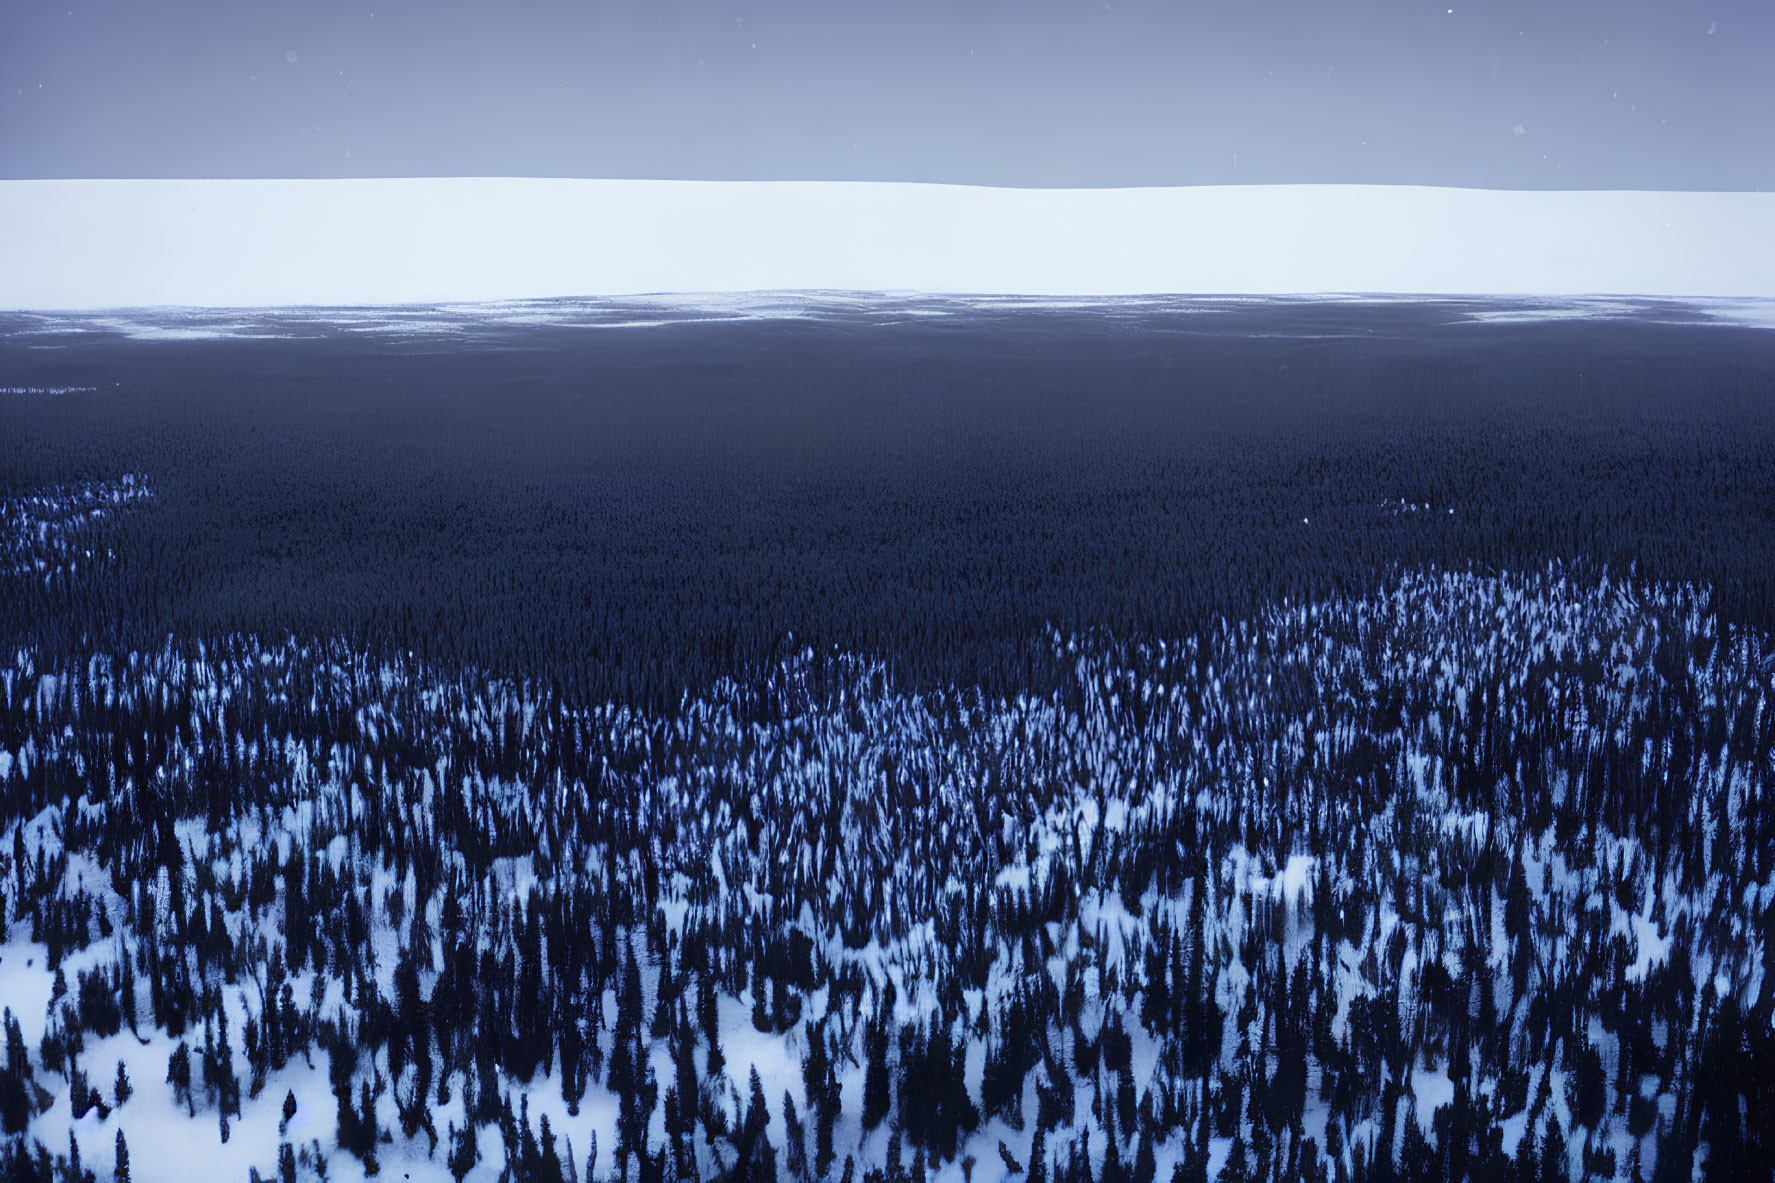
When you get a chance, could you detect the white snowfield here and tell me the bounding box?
[0,179,1771,310]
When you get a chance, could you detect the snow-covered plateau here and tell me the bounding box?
[1,180,1772,310]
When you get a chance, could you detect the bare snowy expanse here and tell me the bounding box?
[1,180,1771,310]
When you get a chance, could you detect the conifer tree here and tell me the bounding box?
[69,1130,92,1183]
[1538,1118,1567,1183]
[784,1092,810,1181]
[447,1120,480,1183]
[166,1041,193,1117]
[539,1114,566,1183]
[863,1014,891,1131]
[0,1008,36,1135]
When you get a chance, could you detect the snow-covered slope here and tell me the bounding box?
[1,180,1771,310]
[3,494,1772,1180]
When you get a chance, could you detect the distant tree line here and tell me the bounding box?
[2,311,1775,710]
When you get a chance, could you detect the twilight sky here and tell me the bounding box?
[2,1,1769,189]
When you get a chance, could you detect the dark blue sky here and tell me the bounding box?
[2,1,1768,188]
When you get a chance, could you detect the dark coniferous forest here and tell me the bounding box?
[0,298,1773,1182]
